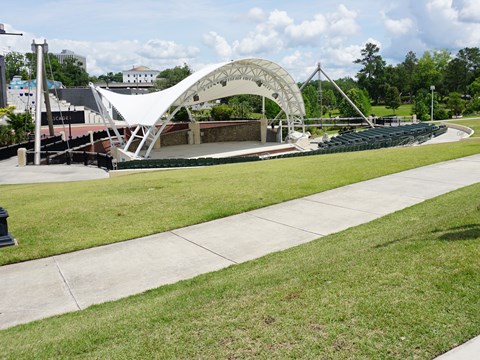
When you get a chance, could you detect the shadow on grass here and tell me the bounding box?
[373,238,405,248]
[374,223,480,248]
[433,224,480,242]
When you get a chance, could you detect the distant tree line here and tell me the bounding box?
[5,43,480,122]
[350,43,480,120]
[4,51,89,87]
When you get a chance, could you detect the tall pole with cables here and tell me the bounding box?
[32,40,48,165]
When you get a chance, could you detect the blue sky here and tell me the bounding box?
[1,0,480,80]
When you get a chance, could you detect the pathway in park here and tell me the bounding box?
[0,153,479,358]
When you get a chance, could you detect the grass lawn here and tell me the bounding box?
[370,104,413,117]
[0,182,478,359]
[0,138,480,266]
[443,117,480,137]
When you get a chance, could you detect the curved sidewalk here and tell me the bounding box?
[1,154,479,358]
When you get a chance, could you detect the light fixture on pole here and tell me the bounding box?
[430,85,435,121]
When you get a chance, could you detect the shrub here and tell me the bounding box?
[210,104,233,121]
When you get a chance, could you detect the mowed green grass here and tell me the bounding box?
[444,117,480,137]
[370,104,413,117]
[1,182,478,359]
[1,138,479,266]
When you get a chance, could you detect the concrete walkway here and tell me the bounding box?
[0,157,109,185]
[0,154,479,359]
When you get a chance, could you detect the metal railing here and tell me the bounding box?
[26,150,114,170]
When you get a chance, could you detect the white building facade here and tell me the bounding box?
[122,66,160,84]
[54,49,87,71]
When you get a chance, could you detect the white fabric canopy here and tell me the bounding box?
[93,58,305,127]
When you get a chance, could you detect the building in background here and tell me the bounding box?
[122,66,159,84]
[53,49,87,71]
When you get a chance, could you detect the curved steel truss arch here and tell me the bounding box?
[91,58,306,159]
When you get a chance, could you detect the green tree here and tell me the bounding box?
[227,94,262,114]
[447,92,465,116]
[6,110,34,142]
[322,89,337,115]
[228,97,253,118]
[354,42,386,103]
[338,88,371,117]
[172,107,190,122]
[413,51,444,96]
[154,63,192,90]
[445,58,467,93]
[56,57,89,86]
[0,125,12,146]
[468,77,480,96]
[458,47,480,92]
[385,86,401,114]
[301,84,321,118]
[210,104,233,121]
[397,51,418,102]
[98,72,123,87]
[465,97,480,115]
[332,77,358,106]
[6,51,88,87]
[4,52,28,81]
[413,89,441,121]
[264,98,281,119]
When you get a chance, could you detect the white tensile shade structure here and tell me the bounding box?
[90,58,306,159]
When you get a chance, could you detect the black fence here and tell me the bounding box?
[21,129,114,170]
[26,150,114,170]
[0,135,62,161]
[117,156,260,170]
[0,130,112,162]
[51,130,110,152]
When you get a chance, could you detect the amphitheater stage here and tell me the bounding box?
[144,142,299,159]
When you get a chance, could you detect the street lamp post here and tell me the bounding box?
[430,85,435,121]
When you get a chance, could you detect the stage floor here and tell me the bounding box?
[143,142,298,159]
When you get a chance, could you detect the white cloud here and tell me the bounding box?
[203,4,362,61]
[326,44,364,66]
[138,39,199,60]
[284,14,327,41]
[202,31,232,60]
[267,9,294,29]
[455,0,480,22]
[247,7,266,23]
[382,0,480,59]
[381,13,414,36]
[0,27,201,76]
[327,4,359,37]
[233,31,283,55]
[281,51,316,80]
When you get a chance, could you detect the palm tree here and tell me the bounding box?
[6,111,34,143]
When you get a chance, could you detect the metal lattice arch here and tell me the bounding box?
[90,58,306,159]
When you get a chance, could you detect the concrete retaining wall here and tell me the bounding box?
[201,121,261,143]
[161,130,189,147]
[443,122,475,137]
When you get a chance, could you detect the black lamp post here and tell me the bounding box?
[0,208,15,248]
